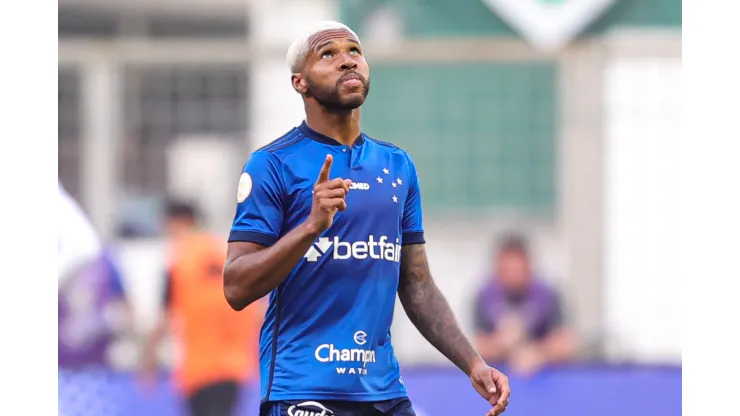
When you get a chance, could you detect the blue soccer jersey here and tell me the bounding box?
[229,121,425,402]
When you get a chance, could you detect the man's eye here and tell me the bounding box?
[321,51,333,59]
[350,47,361,55]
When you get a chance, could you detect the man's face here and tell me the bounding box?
[166,216,194,239]
[496,250,531,293]
[294,29,370,111]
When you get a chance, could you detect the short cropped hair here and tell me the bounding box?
[286,21,361,73]
[496,233,529,258]
[165,198,198,222]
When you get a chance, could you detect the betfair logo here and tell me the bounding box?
[303,235,401,263]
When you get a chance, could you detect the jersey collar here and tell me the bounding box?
[299,121,365,147]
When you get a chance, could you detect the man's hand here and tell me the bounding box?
[305,154,352,234]
[469,361,511,416]
[397,244,511,415]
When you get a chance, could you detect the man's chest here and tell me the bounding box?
[284,159,409,222]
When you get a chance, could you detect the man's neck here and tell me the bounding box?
[305,106,362,146]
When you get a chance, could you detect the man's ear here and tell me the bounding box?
[291,74,308,94]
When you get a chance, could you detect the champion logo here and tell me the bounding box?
[353,330,367,345]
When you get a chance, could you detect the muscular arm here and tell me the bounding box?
[398,244,484,375]
[223,222,320,311]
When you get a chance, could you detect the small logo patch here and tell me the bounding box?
[236,173,252,203]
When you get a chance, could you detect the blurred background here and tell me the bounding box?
[58,0,681,415]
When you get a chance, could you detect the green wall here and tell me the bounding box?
[361,62,558,214]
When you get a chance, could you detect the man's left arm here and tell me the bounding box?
[397,244,481,374]
[398,155,509,416]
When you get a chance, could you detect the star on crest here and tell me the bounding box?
[392,183,397,188]
[396,178,403,185]
[392,195,398,203]
[376,177,383,184]
[382,168,390,175]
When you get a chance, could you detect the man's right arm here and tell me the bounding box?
[223,153,349,310]
[223,226,319,310]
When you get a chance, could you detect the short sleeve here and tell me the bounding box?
[228,151,284,246]
[402,154,425,245]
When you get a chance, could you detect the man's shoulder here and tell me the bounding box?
[365,134,402,151]
[254,127,311,157]
[364,135,413,159]
[475,280,498,302]
[528,278,562,304]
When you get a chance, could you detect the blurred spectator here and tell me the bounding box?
[59,248,133,368]
[58,185,133,416]
[140,199,264,416]
[473,234,576,376]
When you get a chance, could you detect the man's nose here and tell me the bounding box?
[339,56,358,71]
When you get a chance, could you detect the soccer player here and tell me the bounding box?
[223,21,511,416]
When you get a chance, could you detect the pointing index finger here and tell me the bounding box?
[316,154,333,184]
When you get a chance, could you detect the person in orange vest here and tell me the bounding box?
[140,199,264,416]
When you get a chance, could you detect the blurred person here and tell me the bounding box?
[58,182,102,287]
[140,199,264,416]
[222,20,510,416]
[59,247,132,367]
[58,184,133,416]
[58,249,134,416]
[473,234,577,376]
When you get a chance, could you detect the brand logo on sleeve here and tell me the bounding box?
[236,173,252,203]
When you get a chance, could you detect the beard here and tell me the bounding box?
[305,75,370,112]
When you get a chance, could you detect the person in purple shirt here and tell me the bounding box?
[59,248,134,416]
[473,234,577,376]
[58,248,131,368]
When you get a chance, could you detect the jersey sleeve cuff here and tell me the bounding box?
[402,231,425,245]
[228,230,278,246]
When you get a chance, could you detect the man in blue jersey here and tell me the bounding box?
[223,21,510,416]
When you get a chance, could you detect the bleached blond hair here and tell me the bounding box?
[286,21,361,73]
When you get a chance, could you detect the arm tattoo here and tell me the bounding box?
[398,244,481,375]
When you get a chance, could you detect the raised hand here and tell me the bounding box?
[305,154,352,233]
